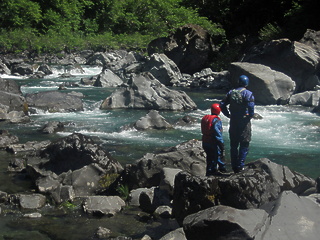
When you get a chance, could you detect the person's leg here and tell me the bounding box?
[238,141,250,169]
[217,145,226,172]
[203,143,217,176]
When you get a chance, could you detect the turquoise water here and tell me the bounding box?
[0,66,319,239]
[2,66,320,179]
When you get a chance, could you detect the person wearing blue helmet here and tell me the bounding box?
[220,75,255,173]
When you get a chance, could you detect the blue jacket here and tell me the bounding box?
[220,87,255,119]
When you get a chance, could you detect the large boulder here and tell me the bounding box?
[25,90,84,112]
[100,72,197,111]
[229,62,296,105]
[289,90,320,107]
[182,191,320,240]
[242,38,320,93]
[93,68,123,87]
[133,110,173,130]
[25,133,123,199]
[183,205,268,240]
[148,24,217,74]
[299,29,320,52]
[82,196,126,216]
[172,158,316,225]
[119,139,206,189]
[144,53,183,86]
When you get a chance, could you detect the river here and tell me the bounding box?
[0,65,319,239]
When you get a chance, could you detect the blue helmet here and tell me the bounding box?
[239,75,249,87]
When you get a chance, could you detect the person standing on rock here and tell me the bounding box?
[201,103,227,176]
[220,75,255,173]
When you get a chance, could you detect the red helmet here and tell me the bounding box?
[211,103,221,115]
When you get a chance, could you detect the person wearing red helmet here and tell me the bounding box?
[201,103,226,176]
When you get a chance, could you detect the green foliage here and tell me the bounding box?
[99,173,119,189]
[259,23,283,42]
[116,184,130,201]
[59,201,79,211]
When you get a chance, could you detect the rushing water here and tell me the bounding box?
[0,66,319,239]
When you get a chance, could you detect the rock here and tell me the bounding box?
[11,63,34,76]
[120,139,206,189]
[159,168,183,196]
[37,64,53,75]
[144,53,183,86]
[148,24,217,74]
[183,205,268,240]
[6,140,51,154]
[94,68,123,87]
[289,90,320,107]
[8,158,26,172]
[25,91,84,112]
[0,130,19,149]
[299,29,320,52]
[159,228,186,240]
[100,72,197,111]
[86,52,113,66]
[172,158,316,225]
[39,121,64,134]
[23,212,42,218]
[154,205,172,218]
[255,191,320,240]
[0,59,10,75]
[83,196,125,216]
[133,110,173,130]
[138,187,171,214]
[95,226,112,239]
[242,38,320,93]
[173,115,198,127]
[17,194,47,209]
[229,62,296,105]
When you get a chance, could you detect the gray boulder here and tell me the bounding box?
[255,191,320,240]
[82,196,125,216]
[26,90,84,112]
[0,59,10,75]
[0,130,19,149]
[6,140,51,154]
[159,227,186,240]
[11,63,34,76]
[242,38,320,92]
[39,121,64,134]
[183,205,268,240]
[172,158,316,225]
[100,72,197,111]
[120,139,206,189]
[94,68,123,87]
[229,62,296,105]
[133,110,173,130]
[16,194,47,209]
[299,29,320,52]
[289,90,320,107]
[144,53,183,86]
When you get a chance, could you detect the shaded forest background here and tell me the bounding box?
[0,0,319,69]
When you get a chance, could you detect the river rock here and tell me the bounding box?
[100,72,197,111]
[0,59,10,75]
[11,63,34,76]
[39,121,64,134]
[172,158,316,225]
[299,29,320,52]
[241,38,320,93]
[0,130,19,149]
[229,62,296,105]
[255,191,320,240]
[25,90,84,112]
[37,64,53,75]
[119,139,206,190]
[6,140,51,154]
[183,205,268,240]
[144,53,183,86]
[94,68,123,87]
[82,196,125,216]
[133,110,173,130]
[16,193,47,209]
[289,90,320,107]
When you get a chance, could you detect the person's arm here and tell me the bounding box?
[247,93,255,118]
[220,94,230,118]
[212,118,224,153]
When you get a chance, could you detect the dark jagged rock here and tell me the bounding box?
[172,158,316,225]
[0,130,19,149]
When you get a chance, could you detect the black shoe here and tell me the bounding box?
[218,166,227,173]
[233,167,244,173]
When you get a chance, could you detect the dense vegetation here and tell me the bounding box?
[0,0,319,54]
